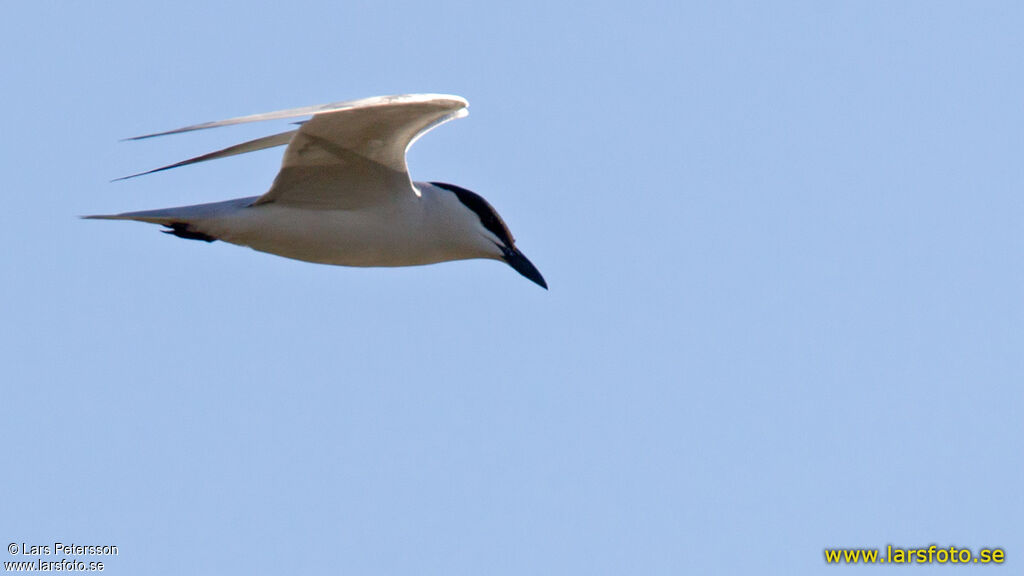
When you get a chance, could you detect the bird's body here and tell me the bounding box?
[96,182,496,267]
[88,94,547,288]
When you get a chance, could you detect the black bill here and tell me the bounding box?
[503,247,548,289]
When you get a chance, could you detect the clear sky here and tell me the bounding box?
[2,1,1021,574]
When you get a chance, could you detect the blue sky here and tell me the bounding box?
[2,1,1021,574]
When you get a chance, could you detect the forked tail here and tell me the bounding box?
[82,196,257,242]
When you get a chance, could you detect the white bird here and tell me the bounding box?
[87,94,547,288]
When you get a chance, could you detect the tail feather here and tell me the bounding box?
[83,196,258,242]
[82,196,257,224]
[83,214,218,242]
[81,212,176,225]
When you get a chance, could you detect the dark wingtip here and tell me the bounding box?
[110,165,175,182]
[120,132,167,142]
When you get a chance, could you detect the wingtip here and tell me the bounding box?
[120,129,181,141]
[110,170,154,182]
[121,129,189,141]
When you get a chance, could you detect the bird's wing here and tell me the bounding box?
[121,94,468,210]
[254,95,467,209]
[125,94,459,140]
[114,130,297,181]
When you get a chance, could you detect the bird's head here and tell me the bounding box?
[431,182,547,289]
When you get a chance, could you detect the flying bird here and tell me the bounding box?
[86,94,547,288]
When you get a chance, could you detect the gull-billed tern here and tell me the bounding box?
[86,94,547,289]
